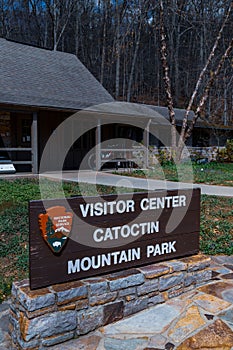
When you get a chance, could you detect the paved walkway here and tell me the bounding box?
[0,170,232,197]
[1,256,233,349]
[41,170,233,197]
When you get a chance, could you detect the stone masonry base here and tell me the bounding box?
[10,254,212,349]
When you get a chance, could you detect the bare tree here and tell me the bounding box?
[127,0,150,102]
[1,0,233,118]
[159,0,233,160]
[99,0,110,85]
[159,0,177,150]
[45,0,74,51]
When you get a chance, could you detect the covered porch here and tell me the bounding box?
[38,105,169,174]
[0,109,37,173]
[0,104,169,174]
[0,107,72,174]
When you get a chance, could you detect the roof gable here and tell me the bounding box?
[0,39,114,110]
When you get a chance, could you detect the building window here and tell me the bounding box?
[21,119,31,143]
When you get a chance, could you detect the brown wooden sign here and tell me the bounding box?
[29,188,200,289]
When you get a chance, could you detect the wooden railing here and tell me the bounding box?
[99,147,146,168]
[0,148,32,166]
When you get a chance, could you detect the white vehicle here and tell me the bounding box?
[0,154,16,174]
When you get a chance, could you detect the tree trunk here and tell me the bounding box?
[100,0,109,85]
[75,3,79,56]
[174,22,180,104]
[127,19,142,102]
[115,0,120,99]
[53,0,57,50]
[159,0,177,154]
[223,73,228,126]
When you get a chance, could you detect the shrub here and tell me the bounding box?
[217,139,233,162]
[158,148,175,165]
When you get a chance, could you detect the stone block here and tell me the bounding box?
[177,319,233,350]
[107,268,139,279]
[20,310,77,342]
[10,301,24,318]
[219,307,233,326]
[103,301,124,325]
[137,279,159,296]
[26,305,56,320]
[75,299,89,311]
[109,272,144,291]
[85,277,108,296]
[16,336,40,350]
[10,255,212,349]
[138,264,170,279]
[193,293,230,313]
[77,306,103,335]
[104,338,147,349]
[167,260,187,272]
[124,296,148,317]
[159,272,184,291]
[168,285,184,299]
[182,254,211,272]
[9,301,17,314]
[168,305,206,343]
[148,334,167,348]
[17,286,55,312]
[211,255,233,265]
[11,280,30,299]
[10,328,18,348]
[118,286,136,297]
[51,281,87,305]
[9,310,18,329]
[183,285,195,294]
[41,331,74,347]
[58,303,76,312]
[63,334,102,349]
[195,269,212,285]
[184,272,196,287]
[148,293,166,306]
[89,292,117,307]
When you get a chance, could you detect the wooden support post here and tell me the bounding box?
[31,112,38,174]
[143,119,151,169]
[95,119,101,171]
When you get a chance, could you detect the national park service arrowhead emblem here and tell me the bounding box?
[38,206,73,254]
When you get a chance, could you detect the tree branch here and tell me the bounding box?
[178,2,232,149]
[184,37,233,141]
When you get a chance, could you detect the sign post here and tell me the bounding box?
[29,188,200,289]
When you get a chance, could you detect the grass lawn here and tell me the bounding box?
[0,178,232,302]
[118,162,233,186]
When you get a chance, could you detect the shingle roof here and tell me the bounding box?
[0,39,114,110]
[146,105,195,123]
